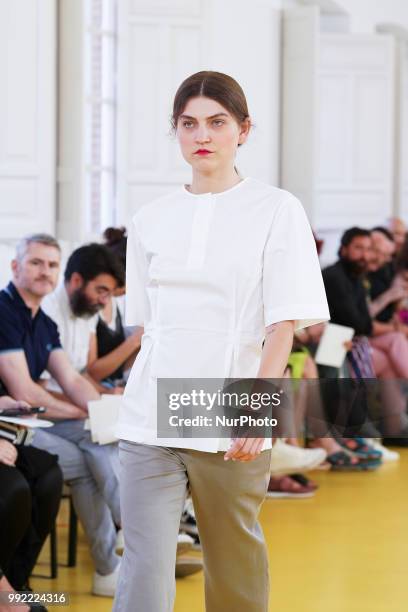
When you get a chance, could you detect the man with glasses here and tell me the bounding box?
[41,243,125,395]
[0,235,123,596]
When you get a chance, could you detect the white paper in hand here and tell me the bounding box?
[314,323,354,368]
[88,395,122,445]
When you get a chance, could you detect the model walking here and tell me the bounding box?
[113,71,329,612]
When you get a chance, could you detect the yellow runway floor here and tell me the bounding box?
[32,449,408,612]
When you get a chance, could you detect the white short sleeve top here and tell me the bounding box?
[116,178,330,451]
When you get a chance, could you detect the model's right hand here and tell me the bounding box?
[224,437,265,462]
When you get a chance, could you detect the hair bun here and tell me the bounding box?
[103,226,127,246]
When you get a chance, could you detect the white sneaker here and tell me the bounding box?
[116,529,124,554]
[270,439,327,476]
[369,439,400,462]
[177,532,194,555]
[92,561,121,597]
[175,557,203,578]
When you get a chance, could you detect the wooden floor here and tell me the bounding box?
[31,450,408,611]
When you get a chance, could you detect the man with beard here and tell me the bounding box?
[0,235,122,595]
[322,226,408,353]
[41,243,125,395]
[323,227,408,445]
[322,227,373,335]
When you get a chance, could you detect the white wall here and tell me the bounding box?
[115,0,282,225]
[0,0,56,242]
[281,0,408,32]
[336,0,408,33]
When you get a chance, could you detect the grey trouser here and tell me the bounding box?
[32,419,121,575]
[113,442,272,612]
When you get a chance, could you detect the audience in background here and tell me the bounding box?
[0,234,122,596]
[322,227,408,442]
[1,220,407,590]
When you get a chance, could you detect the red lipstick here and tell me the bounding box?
[195,149,213,156]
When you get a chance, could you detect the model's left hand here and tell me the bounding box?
[224,437,265,462]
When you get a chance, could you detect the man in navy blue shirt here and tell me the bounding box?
[0,234,122,596]
[0,282,62,386]
[0,236,97,417]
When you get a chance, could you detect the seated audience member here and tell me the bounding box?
[0,395,62,597]
[366,228,408,325]
[388,217,406,258]
[0,234,122,596]
[0,568,31,612]
[103,226,127,269]
[323,228,373,336]
[393,235,408,326]
[291,326,390,462]
[322,227,408,375]
[273,231,378,471]
[87,228,142,387]
[42,243,127,394]
[322,227,408,443]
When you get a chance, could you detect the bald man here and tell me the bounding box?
[367,230,395,274]
[388,217,406,255]
[367,230,408,324]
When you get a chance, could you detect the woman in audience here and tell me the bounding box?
[0,395,62,596]
[0,569,31,612]
[87,227,142,387]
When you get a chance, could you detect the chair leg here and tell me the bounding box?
[67,496,77,567]
[49,522,58,578]
[31,524,58,580]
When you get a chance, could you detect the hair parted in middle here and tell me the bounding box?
[171,71,251,143]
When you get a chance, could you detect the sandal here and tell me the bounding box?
[290,473,319,490]
[326,451,380,471]
[266,475,316,498]
[340,438,382,461]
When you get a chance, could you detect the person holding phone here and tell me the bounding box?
[113,71,329,611]
[0,406,45,417]
[0,396,62,596]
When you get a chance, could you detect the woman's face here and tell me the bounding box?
[176,96,249,174]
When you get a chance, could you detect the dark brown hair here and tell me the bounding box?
[64,243,125,287]
[171,71,250,137]
[104,226,127,247]
[103,226,127,269]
